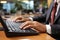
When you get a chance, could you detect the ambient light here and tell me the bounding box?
[0,1,7,3]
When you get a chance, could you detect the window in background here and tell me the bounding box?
[3,2,15,13]
[22,0,34,10]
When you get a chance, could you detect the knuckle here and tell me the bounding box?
[28,25,32,27]
[29,25,31,26]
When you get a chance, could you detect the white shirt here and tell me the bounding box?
[29,3,60,34]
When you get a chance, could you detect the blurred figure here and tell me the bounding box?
[35,4,45,14]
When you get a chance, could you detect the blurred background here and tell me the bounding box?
[0,0,52,15]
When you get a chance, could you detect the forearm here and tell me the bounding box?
[51,24,60,35]
[33,15,46,23]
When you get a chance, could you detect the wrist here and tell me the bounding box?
[42,25,46,33]
[38,24,46,33]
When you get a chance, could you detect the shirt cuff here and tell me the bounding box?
[46,25,51,34]
[29,17,33,21]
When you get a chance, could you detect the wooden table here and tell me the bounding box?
[0,14,55,40]
[0,31,55,40]
[0,22,55,40]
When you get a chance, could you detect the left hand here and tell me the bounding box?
[20,21,46,33]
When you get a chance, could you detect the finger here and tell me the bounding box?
[23,25,40,33]
[31,28,40,33]
[15,20,23,22]
[20,21,33,29]
[13,17,22,22]
[23,25,33,29]
[12,18,18,22]
[20,22,30,29]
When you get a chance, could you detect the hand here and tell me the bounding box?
[20,21,46,33]
[13,16,31,22]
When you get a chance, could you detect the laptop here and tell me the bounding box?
[0,15,39,37]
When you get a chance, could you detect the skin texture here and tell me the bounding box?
[20,21,46,33]
[13,17,46,33]
[13,0,60,33]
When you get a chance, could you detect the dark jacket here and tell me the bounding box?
[32,1,60,39]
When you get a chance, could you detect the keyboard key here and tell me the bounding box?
[5,20,37,33]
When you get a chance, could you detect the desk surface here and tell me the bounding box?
[0,14,55,40]
[0,22,55,40]
[0,31,55,40]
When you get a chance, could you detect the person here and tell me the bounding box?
[35,4,45,14]
[13,0,60,39]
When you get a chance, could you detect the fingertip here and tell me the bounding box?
[19,24,24,29]
[20,26,22,29]
[13,20,15,22]
[12,19,16,22]
[22,28,25,30]
[23,27,30,30]
[13,20,17,23]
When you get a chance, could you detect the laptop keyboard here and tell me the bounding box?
[5,20,36,33]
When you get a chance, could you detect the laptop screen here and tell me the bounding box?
[0,15,9,32]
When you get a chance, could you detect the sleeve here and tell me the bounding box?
[32,13,46,23]
[46,25,51,34]
[51,24,60,37]
[29,17,33,21]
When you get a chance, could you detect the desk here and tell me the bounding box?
[0,14,55,40]
[0,23,55,40]
[0,31,55,40]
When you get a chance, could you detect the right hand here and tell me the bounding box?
[20,21,46,33]
[13,16,31,22]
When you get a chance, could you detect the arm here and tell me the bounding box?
[51,25,60,36]
[33,13,46,23]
